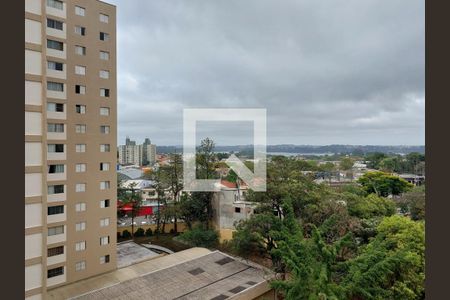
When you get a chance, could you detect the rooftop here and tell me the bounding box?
[48,248,272,300]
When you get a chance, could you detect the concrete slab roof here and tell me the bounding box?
[51,249,272,300]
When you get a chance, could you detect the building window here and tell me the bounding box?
[75,241,86,251]
[75,65,86,75]
[99,32,109,41]
[76,144,86,153]
[75,183,86,192]
[75,222,86,231]
[47,123,64,133]
[76,104,86,114]
[100,199,110,208]
[47,81,64,92]
[100,254,110,264]
[47,0,63,10]
[75,163,86,173]
[74,26,86,36]
[75,85,86,94]
[48,144,64,153]
[48,164,64,173]
[48,205,64,215]
[100,126,110,134]
[100,218,110,227]
[99,51,109,60]
[100,181,110,190]
[75,261,86,271]
[47,102,64,112]
[75,45,86,56]
[75,6,85,16]
[99,70,110,79]
[100,144,110,152]
[100,107,110,116]
[100,236,110,246]
[75,124,87,134]
[48,184,64,194]
[235,207,241,213]
[100,162,110,171]
[47,61,64,71]
[48,225,64,236]
[100,88,110,97]
[47,18,63,30]
[48,246,64,257]
[75,202,86,212]
[47,39,64,51]
[47,266,64,278]
[99,14,109,23]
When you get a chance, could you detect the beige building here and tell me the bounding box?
[211,180,257,241]
[25,0,117,299]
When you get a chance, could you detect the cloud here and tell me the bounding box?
[108,0,424,146]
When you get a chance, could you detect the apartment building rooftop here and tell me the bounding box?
[47,248,273,300]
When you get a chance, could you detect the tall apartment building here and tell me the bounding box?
[25,1,117,299]
[118,137,156,166]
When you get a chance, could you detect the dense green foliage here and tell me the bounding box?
[229,155,425,300]
[358,171,414,197]
[344,216,425,299]
[134,228,145,237]
[367,152,425,175]
[178,226,219,248]
[397,186,426,221]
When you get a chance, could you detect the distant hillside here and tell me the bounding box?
[156,144,424,155]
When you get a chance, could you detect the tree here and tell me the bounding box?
[344,216,425,299]
[270,201,352,299]
[118,182,142,239]
[379,156,402,173]
[365,152,387,169]
[358,171,413,197]
[397,185,425,220]
[178,192,211,230]
[178,225,219,248]
[340,157,354,179]
[405,152,425,175]
[193,137,217,229]
[231,212,282,260]
[345,193,396,219]
[157,153,183,232]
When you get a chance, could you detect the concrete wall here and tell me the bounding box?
[117,222,187,235]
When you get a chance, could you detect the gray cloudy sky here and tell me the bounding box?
[108,0,424,146]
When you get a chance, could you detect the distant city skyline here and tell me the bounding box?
[110,0,424,146]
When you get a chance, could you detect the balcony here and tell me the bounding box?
[46,25,66,40]
[47,191,66,203]
[46,3,66,19]
[47,171,66,181]
[47,252,66,266]
[47,87,66,99]
[47,211,66,224]
[47,231,66,245]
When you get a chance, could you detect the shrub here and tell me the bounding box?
[145,228,153,236]
[135,227,145,237]
[169,228,175,234]
[178,226,219,248]
[122,229,131,239]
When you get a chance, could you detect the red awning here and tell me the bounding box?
[138,206,152,216]
[118,204,153,216]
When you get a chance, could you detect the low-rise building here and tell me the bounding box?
[398,173,426,186]
[212,180,257,241]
